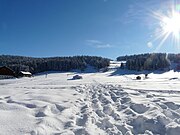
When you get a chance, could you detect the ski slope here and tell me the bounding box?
[0,62,180,135]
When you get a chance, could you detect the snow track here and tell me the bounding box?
[72,84,180,135]
[0,69,180,134]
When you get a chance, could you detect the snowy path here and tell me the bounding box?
[72,83,180,135]
[0,70,180,135]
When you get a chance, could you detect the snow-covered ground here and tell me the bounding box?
[0,62,180,135]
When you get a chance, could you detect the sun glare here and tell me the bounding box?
[151,3,180,51]
[162,11,180,39]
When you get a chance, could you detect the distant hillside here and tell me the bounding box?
[0,55,110,74]
[117,53,180,71]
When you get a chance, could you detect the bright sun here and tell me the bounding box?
[162,11,180,39]
[151,3,180,51]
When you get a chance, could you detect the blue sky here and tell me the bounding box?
[0,0,180,59]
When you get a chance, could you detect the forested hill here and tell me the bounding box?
[117,53,180,71]
[0,55,110,74]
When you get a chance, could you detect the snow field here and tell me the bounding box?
[0,62,180,135]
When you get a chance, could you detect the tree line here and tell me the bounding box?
[117,53,180,71]
[0,55,110,74]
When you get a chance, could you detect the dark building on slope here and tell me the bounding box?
[0,66,16,79]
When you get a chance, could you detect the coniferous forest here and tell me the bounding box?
[0,55,110,74]
[117,53,180,71]
[1,53,180,74]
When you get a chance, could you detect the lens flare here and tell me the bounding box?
[176,4,180,11]
[151,2,180,51]
[162,11,180,39]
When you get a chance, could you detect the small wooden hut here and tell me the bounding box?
[0,66,16,79]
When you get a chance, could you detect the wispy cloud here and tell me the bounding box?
[119,0,173,26]
[118,3,147,25]
[86,40,102,44]
[86,40,114,48]
[96,44,113,48]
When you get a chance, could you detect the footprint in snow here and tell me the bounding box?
[130,103,150,114]
[7,99,37,109]
[164,102,180,110]
[4,96,11,99]
[35,111,46,117]
[76,114,89,126]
